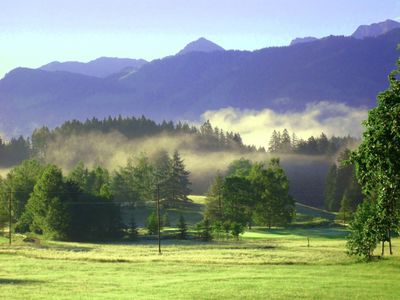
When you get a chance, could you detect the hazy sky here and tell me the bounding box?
[1,0,399,78]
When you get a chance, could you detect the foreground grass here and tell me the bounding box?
[0,228,399,299]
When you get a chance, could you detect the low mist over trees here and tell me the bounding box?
[0,148,192,241]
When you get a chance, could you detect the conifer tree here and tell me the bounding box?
[177,214,188,239]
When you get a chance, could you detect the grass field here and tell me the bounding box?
[0,196,399,299]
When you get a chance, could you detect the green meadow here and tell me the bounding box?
[0,196,398,299]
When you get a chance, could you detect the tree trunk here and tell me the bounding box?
[381,241,385,256]
[388,228,393,255]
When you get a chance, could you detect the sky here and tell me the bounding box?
[1,0,399,78]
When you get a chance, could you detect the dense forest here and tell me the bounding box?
[0,148,193,241]
[0,116,261,168]
[0,116,361,210]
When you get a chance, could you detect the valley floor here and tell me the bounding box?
[0,227,399,299]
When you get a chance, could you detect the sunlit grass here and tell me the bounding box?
[0,228,399,299]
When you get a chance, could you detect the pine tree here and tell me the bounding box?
[24,165,70,240]
[268,130,281,153]
[280,129,291,153]
[200,218,213,241]
[205,173,224,221]
[324,164,338,211]
[339,190,351,224]
[169,150,191,204]
[177,214,188,239]
[145,211,159,235]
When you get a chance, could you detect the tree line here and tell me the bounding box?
[0,116,261,167]
[0,150,192,241]
[268,129,358,156]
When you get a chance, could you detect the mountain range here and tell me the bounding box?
[1,19,399,137]
[40,57,148,78]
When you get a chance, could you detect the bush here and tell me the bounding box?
[146,212,159,235]
[347,201,382,260]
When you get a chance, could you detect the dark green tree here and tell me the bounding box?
[249,159,294,228]
[169,150,191,204]
[0,160,44,225]
[146,211,159,235]
[177,214,188,239]
[162,212,170,227]
[338,190,351,224]
[230,222,245,240]
[23,165,69,240]
[221,176,253,226]
[347,200,382,260]
[199,218,213,241]
[205,173,224,221]
[324,164,338,211]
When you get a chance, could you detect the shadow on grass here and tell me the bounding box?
[256,225,349,239]
[0,278,43,285]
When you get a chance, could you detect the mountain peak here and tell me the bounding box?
[177,37,224,55]
[290,36,318,46]
[352,19,400,39]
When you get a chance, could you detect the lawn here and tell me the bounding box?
[0,226,399,299]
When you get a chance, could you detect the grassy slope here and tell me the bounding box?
[0,196,398,299]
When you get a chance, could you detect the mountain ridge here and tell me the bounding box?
[352,19,400,39]
[40,57,148,78]
[1,28,399,137]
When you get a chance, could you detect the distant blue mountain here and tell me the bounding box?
[352,19,400,39]
[290,36,318,46]
[1,29,399,136]
[40,57,148,78]
[177,37,224,55]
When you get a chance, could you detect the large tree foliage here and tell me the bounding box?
[347,200,381,259]
[349,59,400,257]
[249,159,295,228]
[10,161,122,241]
[0,160,44,225]
[205,158,294,230]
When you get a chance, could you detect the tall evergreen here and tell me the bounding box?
[24,165,69,240]
[177,214,188,239]
[324,164,338,211]
[169,150,191,203]
[205,173,225,221]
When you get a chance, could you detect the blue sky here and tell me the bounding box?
[1,0,399,78]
